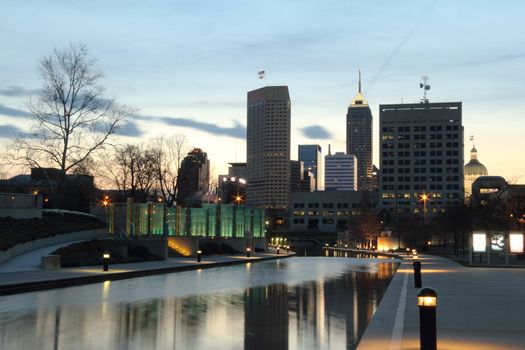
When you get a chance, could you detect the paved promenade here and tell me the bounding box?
[0,252,292,295]
[358,254,525,350]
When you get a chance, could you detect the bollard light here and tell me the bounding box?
[197,249,202,263]
[276,246,280,255]
[413,260,422,288]
[246,247,251,258]
[102,252,110,271]
[417,287,438,350]
[406,247,410,256]
[325,243,329,247]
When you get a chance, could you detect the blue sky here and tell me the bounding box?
[1,0,524,181]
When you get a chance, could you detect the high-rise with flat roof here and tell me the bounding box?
[298,144,323,190]
[246,86,291,209]
[325,152,357,191]
[346,72,373,191]
[379,102,464,214]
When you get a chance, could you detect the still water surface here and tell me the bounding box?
[0,257,397,350]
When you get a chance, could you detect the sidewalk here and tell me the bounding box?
[358,255,525,350]
[0,253,293,295]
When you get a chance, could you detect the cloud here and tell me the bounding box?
[300,125,333,139]
[0,86,40,97]
[115,120,144,137]
[0,124,27,138]
[138,115,246,139]
[0,104,30,118]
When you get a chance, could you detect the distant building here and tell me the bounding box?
[246,86,291,209]
[325,151,357,191]
[371,165,380,191]
[298,144,323,190]
[289,191,378,233]
[464,145,488,200]
[346,72,373,191]
[379,102,464,215]
[218,175,247,205]
[228,162,247,179]
[290,160,312,192]
[176,148,210,206]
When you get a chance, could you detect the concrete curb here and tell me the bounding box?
[0,254,294,296]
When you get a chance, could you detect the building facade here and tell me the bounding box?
[346,73,373,191]
[246,86,291,209]
[325,152,357,191]
[176,148,210,206]
[379,102,464,215]
[290,191,378,233]
[298,144,323,190]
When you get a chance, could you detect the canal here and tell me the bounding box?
[0,257,398,350]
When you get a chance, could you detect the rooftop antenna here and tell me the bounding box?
[420,76,430,103]
[358,69,362,93]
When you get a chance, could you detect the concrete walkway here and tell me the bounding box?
[358,255,525,350]
[0,253,293,295]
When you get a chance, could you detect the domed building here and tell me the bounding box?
[464,145,488,200]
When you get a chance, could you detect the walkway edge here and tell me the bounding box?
[0,255,293,296]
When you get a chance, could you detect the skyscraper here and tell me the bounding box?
[346,71,373,191]
[325,151,357,191]
[379,102,464,214]
[246,86,291,209]
[176,148,210,206]
[298,144,323,190]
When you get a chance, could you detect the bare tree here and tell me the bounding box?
[12,43,134,173]
[151,134,189,206]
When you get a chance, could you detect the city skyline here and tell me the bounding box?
[1,1,524,181]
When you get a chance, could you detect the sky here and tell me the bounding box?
[0,0,524,182]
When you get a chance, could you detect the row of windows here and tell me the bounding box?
[382,175,460,182]
[382,125,459,132]
[382,184,461,191]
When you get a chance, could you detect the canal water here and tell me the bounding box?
[0,257,398,350]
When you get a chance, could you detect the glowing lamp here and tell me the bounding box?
[472,233,487,252]
[246,247,251,258]
[102,252,110,271]
[417,287,437,307]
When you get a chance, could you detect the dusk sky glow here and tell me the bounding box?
[1,0,524,181]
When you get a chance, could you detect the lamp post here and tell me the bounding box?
[413,260,422,288]
[417,287,438,350]
[197,249,202,262]
[102,252,110,271]
[246,247,251,258]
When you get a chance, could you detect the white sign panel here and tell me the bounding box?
[509,233,524,253]
[473,233,487,253]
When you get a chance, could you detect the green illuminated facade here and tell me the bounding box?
[109,203,265,238]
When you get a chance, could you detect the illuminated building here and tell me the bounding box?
[464,145,488,200]
[346,71,373,191]
[325,151,357,191]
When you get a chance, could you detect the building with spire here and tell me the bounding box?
[464,144,488,200]
[346,71,373,191]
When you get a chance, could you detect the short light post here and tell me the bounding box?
[417,287,438,350]
[406,247,410,256]
[246,247,251,258]
[413,260,422,288]
[276,246,280,255]
[102,252,110,272]
[197,249,202,263]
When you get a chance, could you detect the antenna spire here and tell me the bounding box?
[358,70,362,93]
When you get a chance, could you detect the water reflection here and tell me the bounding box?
[0,259,396,350]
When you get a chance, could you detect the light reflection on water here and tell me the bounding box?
[0,257,397,350]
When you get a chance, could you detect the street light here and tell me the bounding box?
[417,287,438,350]
[102,252,110,271]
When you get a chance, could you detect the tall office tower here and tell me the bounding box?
[176,148,210,205]
[246,86,291,209]
[298,144,323,190]
[346,71,373,191]
[325,152,358,191]
[379,102,464,214]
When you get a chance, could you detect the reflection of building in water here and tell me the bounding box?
[244,284,289,350]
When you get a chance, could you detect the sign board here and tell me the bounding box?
[510,233,524,253]
[473,233,487,253]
